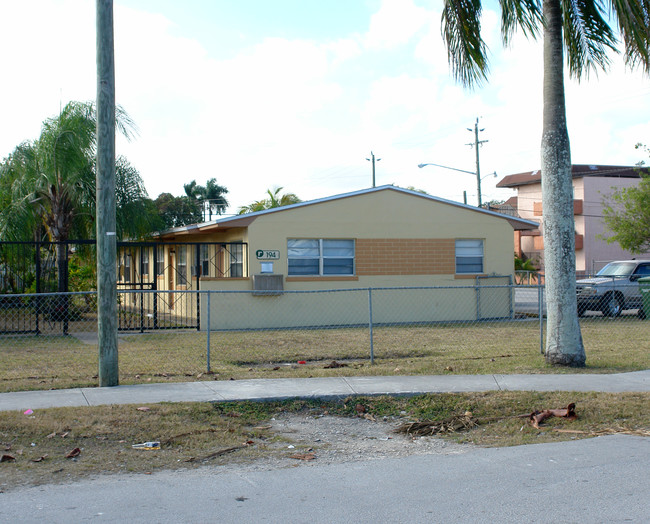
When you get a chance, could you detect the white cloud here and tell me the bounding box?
[2,0,648,214]
[364,0,430,50]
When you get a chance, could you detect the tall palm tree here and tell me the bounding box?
[237,187,301,215]
[203,178,229,219]
[441,0,650,366]
[0,101,138,291]
[184,178,229,220]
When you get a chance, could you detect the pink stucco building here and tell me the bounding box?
[497,165,650,275]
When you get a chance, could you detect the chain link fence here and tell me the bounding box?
[1,284,648,391]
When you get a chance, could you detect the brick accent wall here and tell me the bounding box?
[356,238,456,275]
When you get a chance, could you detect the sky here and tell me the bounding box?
[1,0,649,214]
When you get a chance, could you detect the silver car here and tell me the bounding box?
[576,260,650,318]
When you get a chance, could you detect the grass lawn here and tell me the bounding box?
[0,318,648,392]
[1,392,648,491]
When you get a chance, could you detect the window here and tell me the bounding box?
[200,244,210,276]
[177,245,187,284]
[229,244,243,278]
[141,250,149,278]
[288,239,355,276]
[634,263,650,277]
[124,253,132,283]
[156,247,165,276]
[455,239,484,274]
[192,244,210,277]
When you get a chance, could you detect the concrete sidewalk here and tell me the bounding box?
[1,370,648,412]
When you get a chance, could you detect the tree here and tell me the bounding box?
[441,0,650,366]
[602,169,650,253]
[404,186,430,194]
[0,101,139,242]
[184,178,229,220]
[154,192,202,228]
[0,101,140,299]
[237,187,301,215]
[115,157,162,238]
[515,252,539,284]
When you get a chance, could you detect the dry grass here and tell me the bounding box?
[0,318,648,392]
[342,391,650,447]
[0,401,274,491]
[1,392,648,491]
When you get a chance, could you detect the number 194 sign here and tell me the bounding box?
[256,249,280,260]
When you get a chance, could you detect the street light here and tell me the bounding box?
[418,162,496,207]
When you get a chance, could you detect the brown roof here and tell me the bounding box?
[497,164,649,188]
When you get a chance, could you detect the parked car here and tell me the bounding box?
[576,260,650,318]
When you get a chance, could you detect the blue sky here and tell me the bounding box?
[1,0,649,213]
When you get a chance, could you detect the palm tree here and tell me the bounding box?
[184,178,229,220]
[237,187,301,215]
[0,101,139,292]
[114,156,160,239]
[441,0,650,366]
[203,178,229,219]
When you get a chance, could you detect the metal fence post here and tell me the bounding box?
[368,288,374,365]
[475,276,480,321]
[35,241,41,334]
[508,275,514,318]
[206,291,211,373]
[195,244,201,331]
[539,283,544,355]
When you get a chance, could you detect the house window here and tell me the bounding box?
[288,239,355,276]
[124,253,132,283]
[177,245,187,284]
[455,239,484,274]
[200,244,210,276]
[156,247,164,276]
[141,250,149,278]
[229,244,243,278]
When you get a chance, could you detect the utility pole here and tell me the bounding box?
[366,151,381,188]
[466,118,488,207]
[96,0,119,386]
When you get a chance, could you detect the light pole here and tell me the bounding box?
[417,162,496,207]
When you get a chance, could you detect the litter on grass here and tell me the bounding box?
[132,441,161,450]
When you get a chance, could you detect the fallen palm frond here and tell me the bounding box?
[394,412,478,436]
[523,403,577,429]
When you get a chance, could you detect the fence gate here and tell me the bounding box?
[115,242,247,332]
[117,243,198,331]
[1,240,247,334]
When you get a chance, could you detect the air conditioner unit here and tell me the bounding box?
[252,274,284,296]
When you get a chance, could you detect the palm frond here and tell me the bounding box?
[499,0,544,44]
[559,0,618,79]
[442,0,490,88]
[609,0,650,73]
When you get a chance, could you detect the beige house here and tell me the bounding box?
[497,165,650,275]
[117,186,538,329]
[116,186,536,329]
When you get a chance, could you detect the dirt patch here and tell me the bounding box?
[259,412,472,466]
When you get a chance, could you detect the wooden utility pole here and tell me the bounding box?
[96,0,119,386]
[466,118,488,207]
[366,151,381,188]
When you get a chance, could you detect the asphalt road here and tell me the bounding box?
[1,434,648,523]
